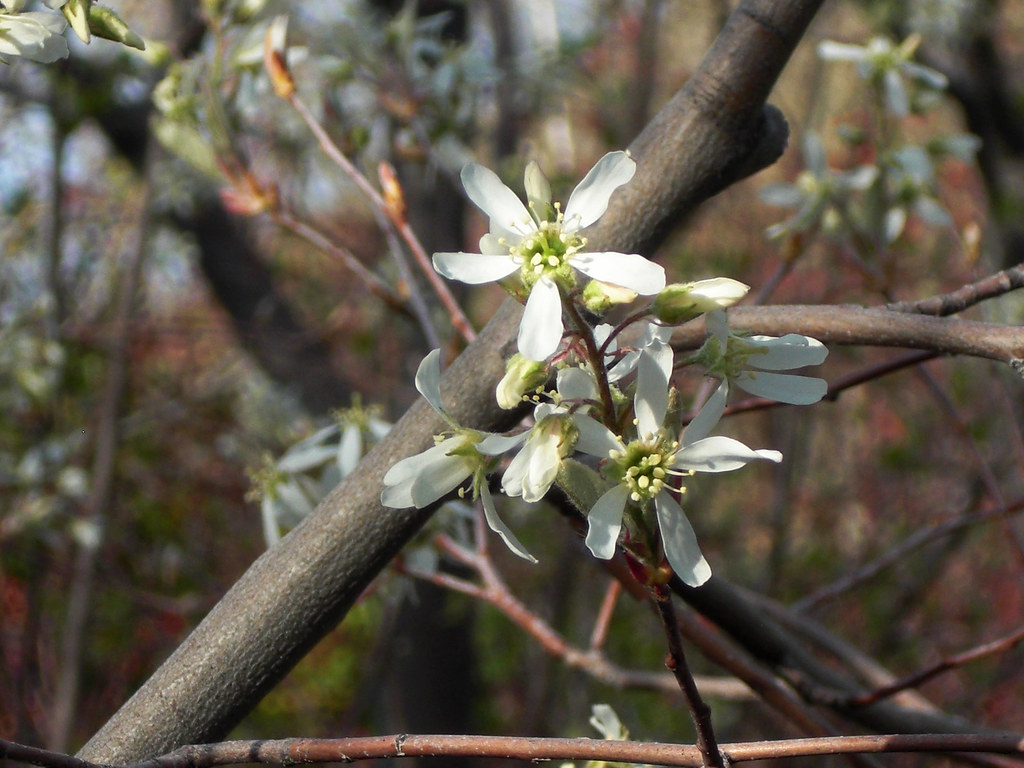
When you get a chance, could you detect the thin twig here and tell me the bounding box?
[848,625,1024,708]
[271,206,407,309]
[285,91,475,344]
[49,153,154,752]
[652,585,724,768]
[401,533,744,699]
[589,579,622,651]
[884,262,1024,316]
[791,496,1024,613]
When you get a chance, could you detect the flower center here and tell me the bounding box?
[513,216,583,291]
[611,436,680,503]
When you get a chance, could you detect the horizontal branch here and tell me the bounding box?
[672,305,1024,366]
[7,732,1024,768]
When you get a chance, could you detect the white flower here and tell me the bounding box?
[433,153,666,361]
[575,345,781,586]
[0,6,68,63]
[688,312,828,443]
[817,35,948,117]
[380,349,533,561]
[501,367,595,503]
[759,132,878,240]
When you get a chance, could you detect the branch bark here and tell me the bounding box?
[671,305,1024,365]
[78,1,824,761]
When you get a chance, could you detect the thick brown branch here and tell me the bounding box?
[672,305,1024,365]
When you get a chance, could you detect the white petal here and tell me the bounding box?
[759,182,806,208]
[524,160,551,213]
[556,366,597,402]
[481,485,537,563]
[563,151,636,230]
[902,61,948,90]
[585,484,630,560]
[655,495,711,587]
[521,433,562,503]
[518,276,564,361]
[433,252,518,285]
[573,414,623,459]
[381,438,472,508]
[684,380,728,445]
[409,453,476,507]
[480,232,515,255]
[635,348,670,437]
[0,12,69,62]
[884,206,907,243]
[704,310,729,344]
[414,349,446,416]
[687,277,750,306]
[461,163,535,238]
[337,424,363,477]
[501,425,560,502]
[735,371,828,405]
[571,252,666,295]
[744,334,828,370]
[674,436,782,473]
[477,432,526,455]
[500,447,529,498]
[816,40,869,62]
[884,68,909,117]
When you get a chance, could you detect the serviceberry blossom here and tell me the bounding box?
[380,349,534,561]
[817,35,948,117]
[574,343,781,587]
[501,367,596,503]
[433,152,666,361]
[688,311,828,442]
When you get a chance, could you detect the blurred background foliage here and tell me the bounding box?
[2,0,1024,763]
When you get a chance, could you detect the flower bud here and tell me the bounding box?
[264,16,295,99]
[496,354,548,409]
[378,161,407,226]
[652,278,749,324]
[582,279,638,314]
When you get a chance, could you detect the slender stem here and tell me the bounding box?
[285,91,475,344]
[564,299,617,428]
[848,624,1024,708]
[652,585,724,768]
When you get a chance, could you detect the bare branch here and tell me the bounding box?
[672,305,1024,366]
[10,733,1024,768]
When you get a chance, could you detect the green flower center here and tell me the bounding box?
[611,437,680,503]
[513,218,583,291]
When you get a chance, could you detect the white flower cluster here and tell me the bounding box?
[382,153,828,587]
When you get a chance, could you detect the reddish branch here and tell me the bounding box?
[6,733,1024,768]
[848,625,1024,709]
[401,526,744,699]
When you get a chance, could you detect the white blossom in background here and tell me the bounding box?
[0,1,68,63]
[433,152,665,361]
[817,35,948,117]
[759,131,878,239]
[380,349,534,562]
